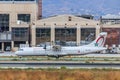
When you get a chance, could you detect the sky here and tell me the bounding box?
[42,0,120,18]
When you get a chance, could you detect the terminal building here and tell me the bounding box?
[33,15,99,47]
[0,0,120,51]
[0,0,41,51]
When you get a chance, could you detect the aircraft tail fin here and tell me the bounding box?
[87,32,107,47]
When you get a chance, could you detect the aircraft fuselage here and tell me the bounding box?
[15,46,106,57]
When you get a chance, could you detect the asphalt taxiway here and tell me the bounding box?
[0,61,120,69]
[0,52,120,69]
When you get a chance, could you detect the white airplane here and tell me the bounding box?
[15,32,107,58]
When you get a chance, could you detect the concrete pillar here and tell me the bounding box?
[9,12,17,31]
[2,42,4,52]
[51,24,55,45]
[11,41,14,52]
[96,26,100,38]
[31,25,36,47]
[76,27,81,46]
[11,41,14,49]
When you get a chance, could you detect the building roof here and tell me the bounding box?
[35,14,99,27]
[102,14,120,19]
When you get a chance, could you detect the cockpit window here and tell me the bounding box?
[18,49,24,51]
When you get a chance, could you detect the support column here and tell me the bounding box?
[11,41,14,49]
[31,25,36,47]
[2,42,4,52]
[10,12,17,31]
[76,27,81,46]
[96,26,100,38]
[51,24,55,45]
[11,41,14,52]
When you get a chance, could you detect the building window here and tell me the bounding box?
[12,28,29,41]
[36,28,50,46]
[18,14,30,22]
[55,28,76,46]
[81,28,95,45]
[0,14,9,32]
[14,41,26,47]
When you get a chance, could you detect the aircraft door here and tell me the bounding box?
[80,48,84,54]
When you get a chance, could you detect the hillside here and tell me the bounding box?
[43,0,120,18]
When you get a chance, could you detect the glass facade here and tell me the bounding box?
[55,28,76,46]
[18,14,30,23]
[81,28,95,45]
[36,28,50,46]
[101,18,120,24]
[14,41,26,47]
[12,28,29,41]
[0,14,9,32]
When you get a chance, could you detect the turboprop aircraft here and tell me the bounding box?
[15,32,107,58]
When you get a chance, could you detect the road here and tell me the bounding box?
[0,61,120,69]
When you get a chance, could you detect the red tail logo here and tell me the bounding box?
[96,36,104,46]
